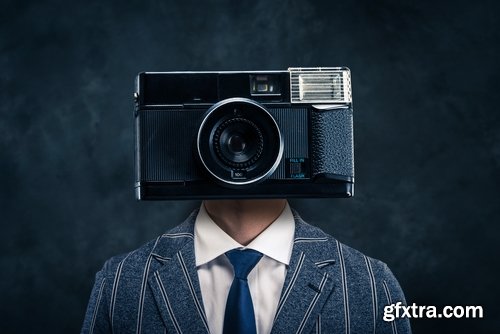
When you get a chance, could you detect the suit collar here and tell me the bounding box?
[148,208,339,334]
[149,208,336,266]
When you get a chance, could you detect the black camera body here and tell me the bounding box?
[134,67,354,200]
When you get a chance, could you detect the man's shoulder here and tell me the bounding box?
[293,211,391,278]
[98,211,198,279]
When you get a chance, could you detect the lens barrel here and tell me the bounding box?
[214,117,264,169]
[197,98,283,187]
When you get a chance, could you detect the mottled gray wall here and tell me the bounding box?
[1,0,499,333]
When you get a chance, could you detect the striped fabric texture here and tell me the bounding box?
[81,210,412,334]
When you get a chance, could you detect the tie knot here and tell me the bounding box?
[225,249,263,279]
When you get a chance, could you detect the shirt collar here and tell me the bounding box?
[194,202,295,267]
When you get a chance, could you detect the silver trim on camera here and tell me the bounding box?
[196,97,284,187]
[289,67,352,104]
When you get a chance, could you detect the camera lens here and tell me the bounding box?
[197,98,283,187]
[214,118,264,168]
[228,135,245,153]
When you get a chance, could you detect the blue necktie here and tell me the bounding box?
[223,249,263,334]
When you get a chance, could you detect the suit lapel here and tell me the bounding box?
[148,220,210,333]
[271,217,337,334]
[147,209,339,334]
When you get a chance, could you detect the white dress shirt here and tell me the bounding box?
[194,202,295,334]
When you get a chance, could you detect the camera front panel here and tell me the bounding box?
[135,105,310,183]
[134,68,354,200]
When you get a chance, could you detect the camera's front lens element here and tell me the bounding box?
[228,135,245,153]
[214,118,264,169]
[197,98,283,187]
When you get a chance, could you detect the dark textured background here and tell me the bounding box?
[1,0,499,333]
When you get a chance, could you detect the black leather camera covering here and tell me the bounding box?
[310,107,354,180]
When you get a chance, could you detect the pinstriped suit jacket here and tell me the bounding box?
[82,209,411,334]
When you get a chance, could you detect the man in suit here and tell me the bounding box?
[82,199,411,333]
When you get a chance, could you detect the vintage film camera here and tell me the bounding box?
[134,67,354,200]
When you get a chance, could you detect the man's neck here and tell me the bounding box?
[203,199,287,246]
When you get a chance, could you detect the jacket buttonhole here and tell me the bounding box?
[308,283,322,293]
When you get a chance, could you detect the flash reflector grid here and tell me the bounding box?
[289,67,352,104]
